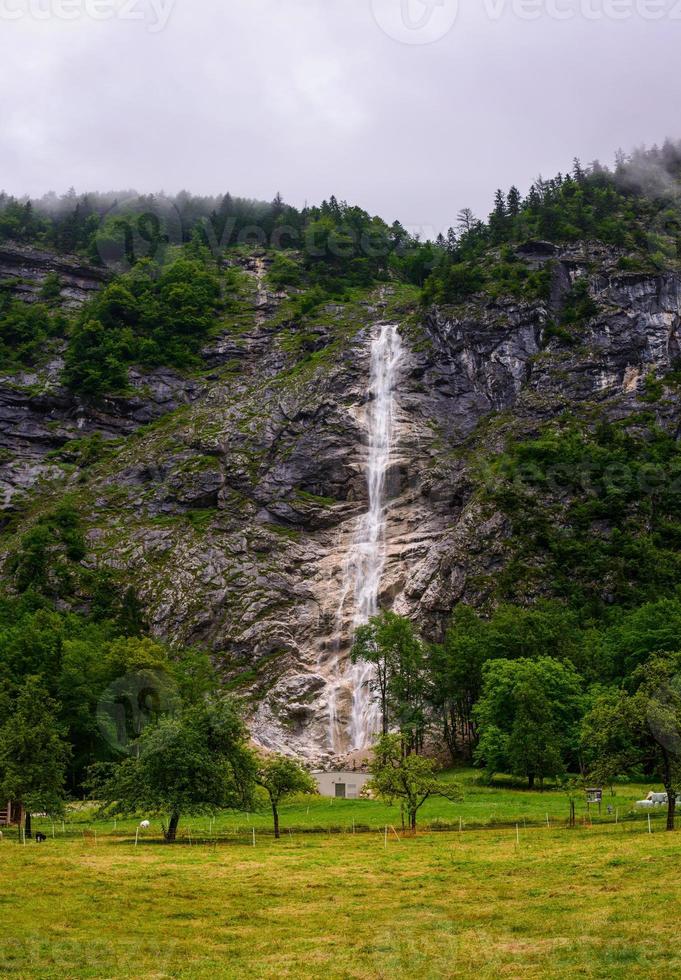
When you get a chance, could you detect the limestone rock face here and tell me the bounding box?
[3,243,681,762]
[0,363,203,509]
[0,242,108,308]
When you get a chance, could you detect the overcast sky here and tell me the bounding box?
[0,0,678,232]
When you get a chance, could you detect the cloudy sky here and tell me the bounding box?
[0,0,678,232]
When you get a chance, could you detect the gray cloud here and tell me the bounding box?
[0,0,679,231]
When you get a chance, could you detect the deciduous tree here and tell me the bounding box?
[474,658,584,789]
[352,612,426,752]
[631,655,681,831]
[368,735,460,832]
[579,688,638,794]
[254,754,317,839]
[91,695,254,842]
[0,675,71,838]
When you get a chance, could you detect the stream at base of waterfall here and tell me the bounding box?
[325,323,404,756]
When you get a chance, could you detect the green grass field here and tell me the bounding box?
[2,774,679,978]
[12,770,667,841]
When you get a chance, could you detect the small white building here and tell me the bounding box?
[313,770,370,799]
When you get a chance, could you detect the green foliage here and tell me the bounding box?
[422,143,681,307]
[0,674,71,831]
[560,278,599,327]
[9,501,86,598]
[368,734,460,831]
[48,433,121,469]
[62,317,129,395]
[543,320,577,346]
[579,688,639,791]
[267,252,302,290]
[426,601,584,762]
[587,654,681,829]
[255,754,317,838]
[630,654,681,829]
[0,570,215,793]
[40,272,63,303]
[352,611,427,750]
[474,658,584,788]
[91,695,255,840]
[287,285,329,319]
[63,256,221,395]
[488,420,681,613]
[427,605,491,761]
[421,261,485,306]
[590,596,681,679]
[5,500,141,628]
[486,258,553,302]
[0,292,67,369]
[0,198,47,243]
[641,372,664,403]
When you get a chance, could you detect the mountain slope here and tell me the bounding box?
[2,239,681,761]
[3,149,681,761]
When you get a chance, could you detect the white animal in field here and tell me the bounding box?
[636,792,675,808]
[139,820,151,829]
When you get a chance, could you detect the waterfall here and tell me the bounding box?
[328,323,403,754]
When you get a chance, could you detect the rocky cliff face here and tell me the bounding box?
[3,242,681,762]
[0,242,108,308]
[0,242,204,510]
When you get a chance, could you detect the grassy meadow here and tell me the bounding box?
[2,773,680,978]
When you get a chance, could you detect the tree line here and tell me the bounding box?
[3,142,681,398]
[353,602,681,831]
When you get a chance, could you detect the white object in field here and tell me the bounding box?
[139,820,151,829]
[636,792,668,808]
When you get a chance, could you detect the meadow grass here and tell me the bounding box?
[3,819,681,979]
[20,770,667,842]
[2,773,679,978]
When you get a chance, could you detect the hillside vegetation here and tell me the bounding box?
[2,142,681,801]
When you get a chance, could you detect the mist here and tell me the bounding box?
[0,0,679,229]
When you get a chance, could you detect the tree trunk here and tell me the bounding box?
[272,804,280,840]
[443,712,457,764]
[410,808,417,833]
[667,793,676,832]
[661,749,676,832]
[528,773,535,790]
[24,810,32,840]
[165,810,180,843]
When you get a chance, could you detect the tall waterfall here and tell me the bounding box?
[328,323,403,754]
